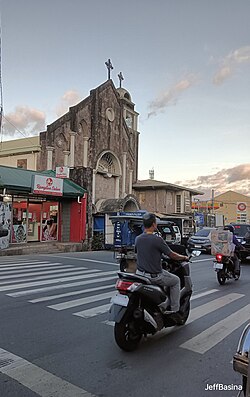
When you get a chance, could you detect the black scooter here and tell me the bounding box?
[109,251,200,351]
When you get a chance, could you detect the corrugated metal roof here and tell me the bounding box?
[0,165,86,198]
[133,179,203,195]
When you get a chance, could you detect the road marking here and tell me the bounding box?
[191,289,219,300]
[0,261,51,268]
[0,348,95,397]
[0,266,86,279]
[0,269,98,285]
[7,276,117,297]
[181,304,250,354]
[29,284,115,303]
[48,291,115,311]
[74,303,111,318]
[0,270,115,292]
[48,255,118,266]
[188,293,244,323]
[0,264,71,272]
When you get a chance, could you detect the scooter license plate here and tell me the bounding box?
[111,294,129,307]
[213,262,223,270]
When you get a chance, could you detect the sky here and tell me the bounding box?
[1,0,250,199]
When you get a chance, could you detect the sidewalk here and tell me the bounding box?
[0,242,84,256]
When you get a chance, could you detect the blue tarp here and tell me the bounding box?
[93,216,104,232]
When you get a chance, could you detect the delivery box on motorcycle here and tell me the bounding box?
[211,229,235,256]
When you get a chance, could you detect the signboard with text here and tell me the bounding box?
[33,175,63,196]
[56,166,70,179]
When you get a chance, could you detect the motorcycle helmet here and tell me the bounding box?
[224,224,235,234]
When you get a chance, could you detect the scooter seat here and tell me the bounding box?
[117,271,151,284]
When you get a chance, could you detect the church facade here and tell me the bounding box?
[38,79,140,247]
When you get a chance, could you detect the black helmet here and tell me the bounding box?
[224,224,235,234]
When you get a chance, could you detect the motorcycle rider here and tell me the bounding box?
[224,225,242,276]
[135,212,189,315]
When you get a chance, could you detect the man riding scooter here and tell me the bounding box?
[135,213,189,320]
[224,224,243,277]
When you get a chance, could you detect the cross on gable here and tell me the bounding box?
[105,59,114,80]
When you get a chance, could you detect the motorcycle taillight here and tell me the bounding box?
[216,254,223,263]
[115,280,133,293]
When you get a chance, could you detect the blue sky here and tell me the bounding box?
[1,0,250,198]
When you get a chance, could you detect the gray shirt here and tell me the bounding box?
[135,233,172,273]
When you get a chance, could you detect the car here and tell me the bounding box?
[229,223,250,262]
[187,227,216,254]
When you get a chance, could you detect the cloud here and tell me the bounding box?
[3,106,46,136]
[56,90,81,117]
[147,74,199,118]
[177,164,250,199]
[213,46,250,85]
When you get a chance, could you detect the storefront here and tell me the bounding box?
[0,165,87,249]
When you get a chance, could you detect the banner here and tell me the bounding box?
[33,175,63,196]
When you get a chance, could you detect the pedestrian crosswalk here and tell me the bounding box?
[0,257,249,355]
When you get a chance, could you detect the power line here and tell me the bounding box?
[2,114,39,146]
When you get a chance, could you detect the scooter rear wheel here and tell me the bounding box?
[217,270,226,285]
[114,319,142,351]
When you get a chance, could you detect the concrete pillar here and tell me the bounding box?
[122,152,127,198]
[69,131,77,168]
[92,170,96,204]
[46,146,54,170]
[115,176,120,199]
[63,150,70,167]
[83,137,89,167]
[129,170,133,195]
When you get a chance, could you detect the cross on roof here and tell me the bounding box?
[105,59,114,80]
[118,72,124,88]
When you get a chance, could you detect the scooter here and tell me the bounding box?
[213,252,241,285]
[109,251,200,351]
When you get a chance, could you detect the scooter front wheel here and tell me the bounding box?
[114,319,142,351]
[217,270,226,285]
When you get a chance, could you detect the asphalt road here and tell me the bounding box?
[0,251,249,397]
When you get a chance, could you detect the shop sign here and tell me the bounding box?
[56,166,69,179]
[33,175,63,196]
[237,202,247,212]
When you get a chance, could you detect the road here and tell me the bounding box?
[0,251,249,397]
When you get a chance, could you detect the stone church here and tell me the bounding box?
[38,79,140,246]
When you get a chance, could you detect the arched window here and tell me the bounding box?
[97,152,121,176]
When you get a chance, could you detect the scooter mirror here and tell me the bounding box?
[191,250,201,257]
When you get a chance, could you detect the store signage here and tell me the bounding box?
[33,175,63,196]
[237,202,247,212]
[56,166,69,179]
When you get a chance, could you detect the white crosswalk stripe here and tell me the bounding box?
[0,270,114,291]
[0,261,249,356]
[48,291,115,311]
[0,261,52,268]
[29,284,115,303]
[7,276,117,297]
[181,304,250,354]
[0,269,100,285]
[0,266,86,279]
[0,264,72,272]
[74,304,112,319]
